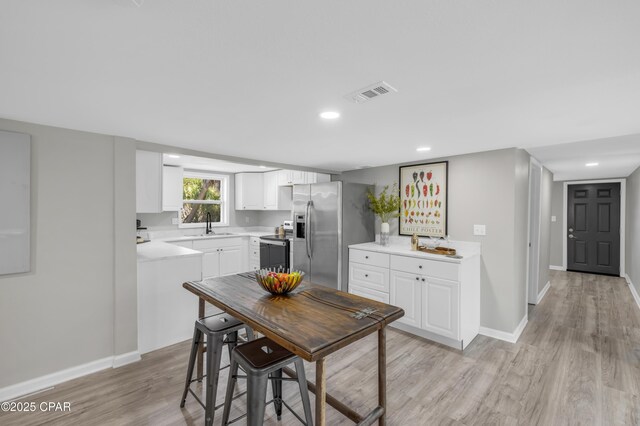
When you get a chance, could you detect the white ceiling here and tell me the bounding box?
[1,1,640,173]
[527,134,640,181]
[162,153,277,174]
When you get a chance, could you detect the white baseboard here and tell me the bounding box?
[625,274,640,311]
[1,351,141,403]
[549,265,565,271]
[479,315,528,344]
[0,357,113,403]
[537,281,551,304]
[112,351,141,368]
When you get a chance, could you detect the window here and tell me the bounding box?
[180,172,228,226]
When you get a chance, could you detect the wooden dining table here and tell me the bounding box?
[183,273,404,426]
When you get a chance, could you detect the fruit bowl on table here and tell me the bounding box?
[255,269,305,295]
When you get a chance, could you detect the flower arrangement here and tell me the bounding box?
[367,184,401,223]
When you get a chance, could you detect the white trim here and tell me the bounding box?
[537,281,551,304]
[526,158,543,307]
[479,315,528,344]
[562,179,626,277]
[0,357,113,402]
[0,351,142,402]
[549,265,565,271]
[625,274,640,311]
[112,351,141,368]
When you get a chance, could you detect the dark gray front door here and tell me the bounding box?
[567,183,620,276]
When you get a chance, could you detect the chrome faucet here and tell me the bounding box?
[205,212,215,235]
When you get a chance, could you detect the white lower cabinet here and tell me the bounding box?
[348,246,480,350]
[389,270,423,329]
[193,237,247,278]
[422,277,460,340]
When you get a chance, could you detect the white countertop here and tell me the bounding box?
[137,231,276,262]
[348,241,480,264]
[137,241,203,263]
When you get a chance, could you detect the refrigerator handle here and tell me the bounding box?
[306,201,313,259]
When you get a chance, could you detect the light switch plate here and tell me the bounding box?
[473,224,486,236]
[171,217,179,225]
[551,215,557,222]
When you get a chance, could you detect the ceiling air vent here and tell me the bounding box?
[344,81,397,104]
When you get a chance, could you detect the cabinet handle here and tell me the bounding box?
[418,265,423,269]
[415,277,419,281]
[421,278,425,282]
[365,256,369,259]
[365,274,369,277]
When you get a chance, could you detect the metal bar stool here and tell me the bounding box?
[180,313,254,426]
[221,337,313,426]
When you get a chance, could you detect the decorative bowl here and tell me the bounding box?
[255,269,305,295]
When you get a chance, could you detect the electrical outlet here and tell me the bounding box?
[473,224,486,236]
[171,217,179,225]
[551,215,557,222]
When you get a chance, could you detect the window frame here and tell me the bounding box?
[178,171,229,228]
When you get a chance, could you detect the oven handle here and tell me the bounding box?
[306,201,313,259]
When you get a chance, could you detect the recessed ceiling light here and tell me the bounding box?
[416,147,431,152]
[166,154,180,159]
[320,111,340,120]
[585,162,599,167]
[259,165,267,169]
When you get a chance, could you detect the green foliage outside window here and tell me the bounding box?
[181,178,223,223]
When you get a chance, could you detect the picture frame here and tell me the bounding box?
[399,161,448,237]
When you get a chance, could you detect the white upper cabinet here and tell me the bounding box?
[162,166,183,212]
[235,173,264,210]
[263,170,279,210]
[264,170,292,211]
[136,150,163,213]
[277,169,330,186]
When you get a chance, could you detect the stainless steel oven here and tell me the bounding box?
[259,236,290,271]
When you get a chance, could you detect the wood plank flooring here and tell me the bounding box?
[2,271,640,425]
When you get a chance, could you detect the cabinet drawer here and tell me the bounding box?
[249,247,260,258]
[193,237,243,251]
[250,237,261,246]
[349,263,389,293]
[349,285,389,304]
[390,255,458,281]
[349,249,390,268]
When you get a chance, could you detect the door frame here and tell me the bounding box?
[526,157,543,306]
[562,179,626,277]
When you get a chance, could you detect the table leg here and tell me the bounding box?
[378,327,386,426]
[197,297,205,381]
[316,357,326,426]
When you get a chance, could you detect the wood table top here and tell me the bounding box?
[183,274,404,362]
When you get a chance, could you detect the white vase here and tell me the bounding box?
[380,222,390,246]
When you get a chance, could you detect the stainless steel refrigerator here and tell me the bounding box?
[292,181,374,291]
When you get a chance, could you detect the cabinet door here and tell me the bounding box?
[220,246,243,276]
[136,150,162,213]
[263,171,278,210]
[202,252,221,278]
[277,170,292,186]
[162,166,183,211]
[389,270,422,328]
[291,170,306,184]
[235,173,264,210]
[423,277,460,340]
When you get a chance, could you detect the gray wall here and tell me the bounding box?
[537,167,553,293]
[339,148,529,333]
[627,166,640,294]
[550,181,564,267]
[0,118,133,387]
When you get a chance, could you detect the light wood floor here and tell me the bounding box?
[2,271,640,425]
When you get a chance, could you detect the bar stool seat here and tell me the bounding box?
[180,313,254,426]
[222,337,313,426]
